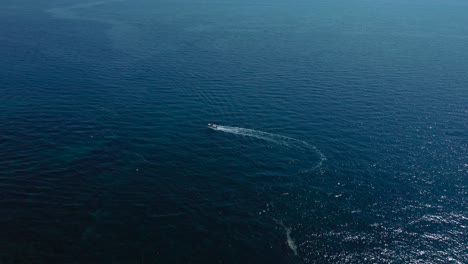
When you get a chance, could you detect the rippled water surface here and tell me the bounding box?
[1,0,467,263]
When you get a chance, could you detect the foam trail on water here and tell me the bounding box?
[274,219,298,256]
[210,125,326,171]
[285,226,298,256]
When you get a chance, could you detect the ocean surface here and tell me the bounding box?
[0,0,467,263]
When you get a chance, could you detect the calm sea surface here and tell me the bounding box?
[0,0,467,263]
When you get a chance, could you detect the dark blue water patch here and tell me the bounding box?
[1,0,467,263]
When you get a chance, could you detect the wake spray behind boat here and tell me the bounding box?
[206,124,326,172]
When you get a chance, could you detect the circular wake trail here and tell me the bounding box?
[210,125,326,171]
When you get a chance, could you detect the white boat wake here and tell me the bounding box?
[209,125,326,172]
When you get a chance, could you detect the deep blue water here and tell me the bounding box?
[1,0,467,263]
